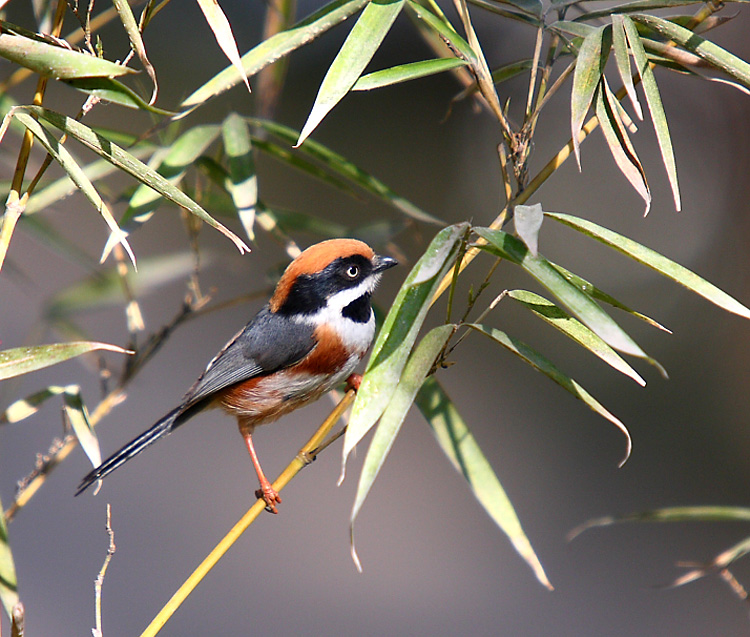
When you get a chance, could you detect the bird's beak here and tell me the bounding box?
[373,254,398,273]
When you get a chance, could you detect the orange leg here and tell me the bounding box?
[242,430,282,514]
[345,373,363,392]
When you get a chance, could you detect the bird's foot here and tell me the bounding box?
[345,373,362,392]
[255,481,282,514]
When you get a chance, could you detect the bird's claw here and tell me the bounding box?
[256,484,282,514]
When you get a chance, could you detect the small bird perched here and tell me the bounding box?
[76,239,397,512]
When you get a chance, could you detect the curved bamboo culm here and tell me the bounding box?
[139,389,356,637]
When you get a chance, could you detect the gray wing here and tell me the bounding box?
[181,306,316,408]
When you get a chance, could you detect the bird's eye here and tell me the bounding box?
[345,265,359,279]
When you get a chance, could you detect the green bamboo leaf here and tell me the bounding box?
[621,16,681,211]
[0,494,19,620]
[571,25,610,167]
[573,0,706,22]
[507,290,645,386]
[297,0,406,145]
[340,223,469,481]
[352,57,467,91]
[180,0,369,110]
[570,506,750,541]
[612,15,643,120]
[63,387,101,469]
[0,385,70,424]
[549,262,671,334]
[474,227,648,358]
[468,324,631,465]
[195,0,251,94]
[632,14,750,88]
[594,79,651,214]
[16,106,249,255]
[248,118,442,224]
[545,212,750,319]
[350,325,454,570]
[0,32,135,79]
[0,342,131,381]
[12,112,136,266]
[463,0,541,25]
[548,20,596,40]
[222,113,258,241]
[416,377,553,589]
[405,0,478,63]
[112,0,158,103]
[514,203,544,256]
[62,77,174,115]
[107,125,222,253]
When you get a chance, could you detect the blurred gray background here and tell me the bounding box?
[1,1,750,635]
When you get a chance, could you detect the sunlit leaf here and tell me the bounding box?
[468,323,631,465]
[350,325,454,569]
[341,223,469,481]
[570,25,610,168]
[222,113,258,241]
[632,14,750,89]
[297,0,406,145]
[0,32,135,79]
[352,57,467,91]
[611,15,643,119]
[514,203,543,256]
[11,112,136,266]
[545,212,750,319]
[507,290,645,385]
[14,106,249,255]
[62,77,174,115]
[416,377,553,589]
[112,0,158,103]
[0,385,69,424]
[0,342,130,381]
[180,0,369,110]
[594,78,650,214]
[474,227,648,358]
[195,0,251,94]
[63,387,101,469]
[621,16,681,211]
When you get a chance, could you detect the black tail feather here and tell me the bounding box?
[76,406,182,495]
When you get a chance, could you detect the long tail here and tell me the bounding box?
[76,405,185,495]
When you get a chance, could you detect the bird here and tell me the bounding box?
[76,238,398,513]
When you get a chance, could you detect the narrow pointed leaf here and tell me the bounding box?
[632,14,750,88]
[62,77,174,115]
[196,0,251,94]
[0,494,19,619]
[350,325,454,568]
[341,223,469,480]
[112,0,158,103]
[545,212,750,319]
[180,0,369,110]
[507,290,645,385]
[406,0,475,62]
[0,342,130,381]
[297,0,406,145]
[248,118,442,224]
[63,387,101,469]
[612,15,643,120]
[621,16,681,211]
[12,112,136,266]
[474,227,648,358]
[514,203,544,256]
[352,57,467,91]
[550,262,671,333]
[416,377,553,589]
[594,79,650,214]
[571,25,610,167]
[0,32,135,79]
[21,106,249,254]
[469,324,631,465]
[222,113,258,241]
[1,385,69,424]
